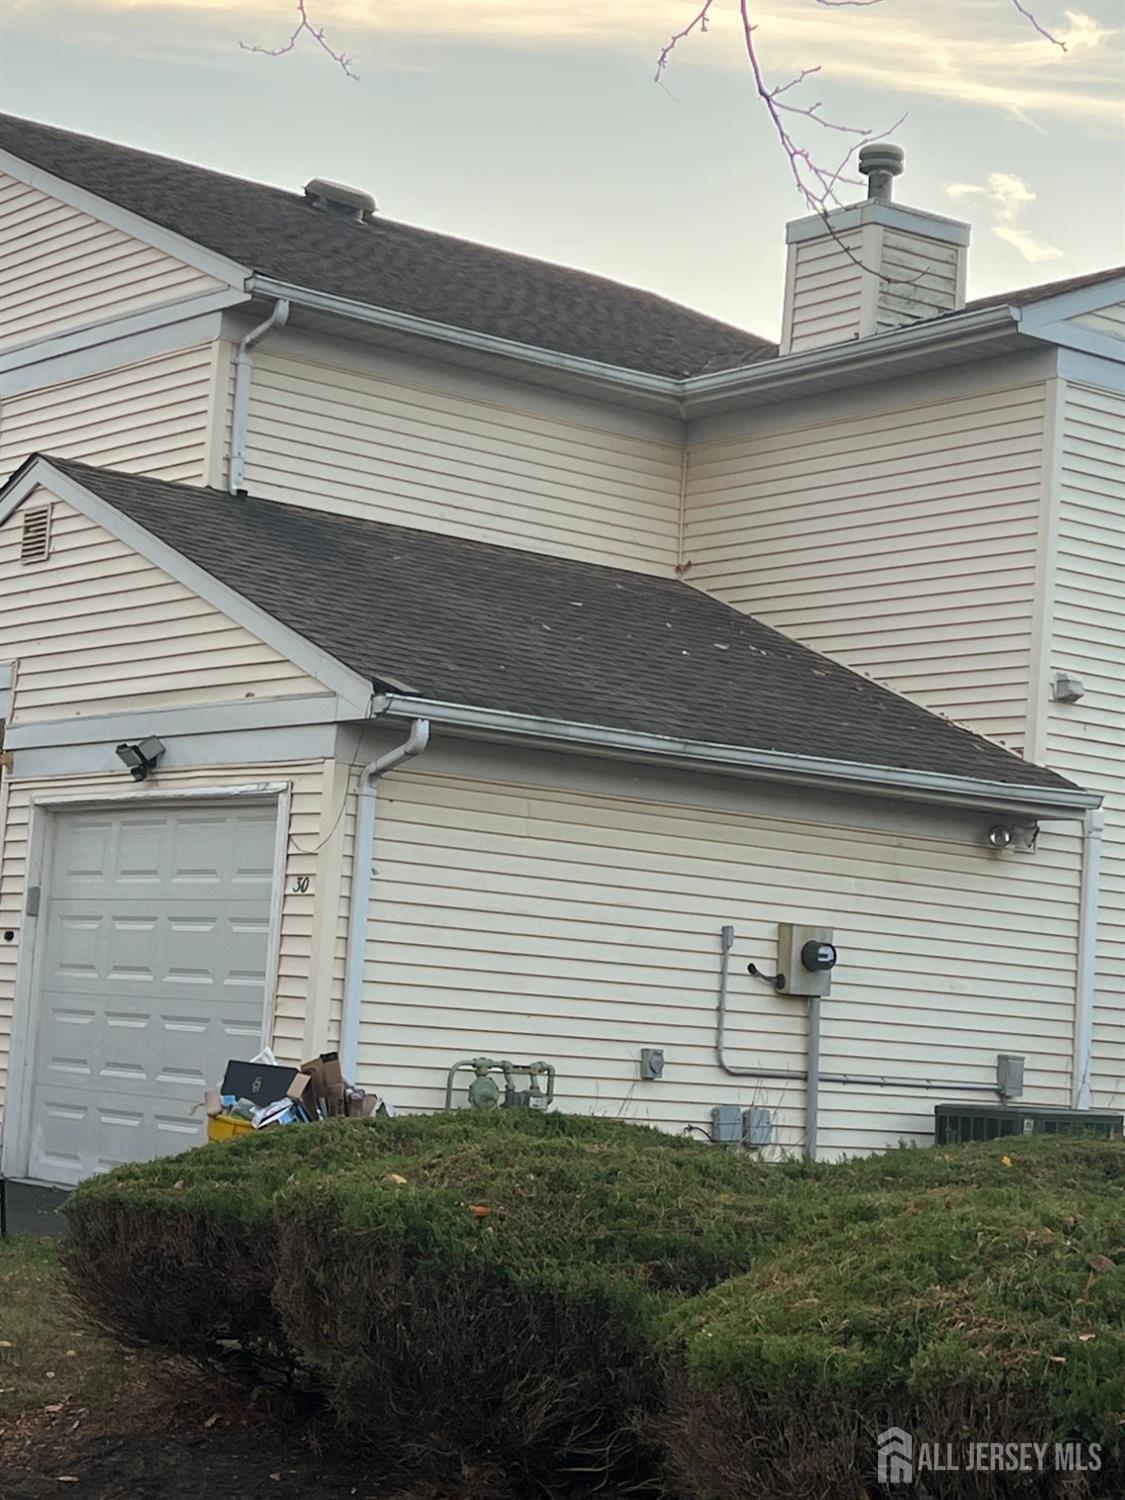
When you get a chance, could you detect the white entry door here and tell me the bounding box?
[24,801,278,1185]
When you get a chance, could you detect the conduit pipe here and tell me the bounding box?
[339,719,430,1081]
[1073,807,1105,1109]
[229,298,289,494]
[716,925,1003,1160]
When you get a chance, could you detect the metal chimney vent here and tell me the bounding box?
[304,178,377,224]
[20,503,52,564]
[858,143,905,204]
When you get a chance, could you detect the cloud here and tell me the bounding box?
[7,0,1124,128]
[947,171,1064,262]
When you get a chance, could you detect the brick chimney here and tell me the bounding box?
[779,146,971,356]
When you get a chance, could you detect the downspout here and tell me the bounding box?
[1073,807,1105,1109]
[228,298,289,494]
[339,719,430,1081]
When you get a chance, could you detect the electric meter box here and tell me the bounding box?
[778,923,837,997]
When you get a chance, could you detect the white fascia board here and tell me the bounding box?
[685,305,1020,409]
[1016,276,1125,331]
[0,287,247,384]
[1022,320,1125,364]
[254,273,1023,416]
[0,148,251,291]
[375,696,1101,818]
[4,693,347,750]
[1057,348,1125,392]
[248,274,682,403]
[0,460,375,717]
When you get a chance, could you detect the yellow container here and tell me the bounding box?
[207,1114,255,1142]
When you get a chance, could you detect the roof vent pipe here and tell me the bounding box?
[858,142,904,204]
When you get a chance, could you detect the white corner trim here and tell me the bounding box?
[0,147,251,291]
[1023,376,1065,766]
[0,461,375,717]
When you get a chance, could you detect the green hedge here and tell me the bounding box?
[661,1136,1125,1499]
[63,1111,794,1486]
[62,1118,1125,1496]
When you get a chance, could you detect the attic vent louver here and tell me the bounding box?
[20,503,52,564]
[304,178,377,224]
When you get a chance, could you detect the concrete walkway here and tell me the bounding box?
[1,1180,70,1237]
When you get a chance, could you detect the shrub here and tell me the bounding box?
[63,1110,793,1486]
[659,1135,1125,1500]
[63,1119,1125,1496]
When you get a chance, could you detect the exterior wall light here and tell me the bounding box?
[987,824,1014,850]
[115,736,166,781]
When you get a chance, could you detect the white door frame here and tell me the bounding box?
[0,781,290,1183]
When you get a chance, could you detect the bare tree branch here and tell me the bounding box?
[241,0,358,78]
[1008,0,1067,51]
[657,0,1071,215]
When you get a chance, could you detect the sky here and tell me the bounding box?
[1,0,1123,340]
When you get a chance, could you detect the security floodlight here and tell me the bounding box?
[115,736,166,781]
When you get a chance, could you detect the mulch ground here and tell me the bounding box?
[0,1376,515,1500]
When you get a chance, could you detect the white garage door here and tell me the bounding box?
[25,800,278,1185]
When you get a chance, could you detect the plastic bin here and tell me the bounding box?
[207,1114,255,1142]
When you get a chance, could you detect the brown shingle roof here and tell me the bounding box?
[23,455,1078,798]
[0,112,774,379]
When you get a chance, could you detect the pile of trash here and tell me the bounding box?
[205,1049,394,1139]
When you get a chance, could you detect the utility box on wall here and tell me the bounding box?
[778,923,837,997]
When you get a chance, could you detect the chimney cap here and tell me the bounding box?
[304,177,377,223]
[858,143,904,203]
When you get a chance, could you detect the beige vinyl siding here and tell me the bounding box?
[0,493,325,722]
[1045,382,1125,1111]
[0,761,326,1117]
[684,380,1048,751]
[355,772,1080,1157]
[0,173,224,350]
[242,351,684,572]
[782,231,865,355]
[0,343,217,484]
[1072,302,1125,339]
[874,229,961,333]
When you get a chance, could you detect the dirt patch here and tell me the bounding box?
[0,1394,514,1500]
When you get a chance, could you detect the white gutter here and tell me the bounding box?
[245,274,1021,414]
[338,719,430,1081]
[246,275,676,402]
[686,305,1021,409]
[1073,806,1105,1109]
[372,695,1100,818]
[229,298,289,494]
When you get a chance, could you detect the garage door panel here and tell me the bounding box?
[26,802,278,1185]
[50,809,278,900]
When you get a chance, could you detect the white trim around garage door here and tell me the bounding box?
[0,781,290,1184]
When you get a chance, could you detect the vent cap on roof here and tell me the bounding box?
[304,178,377,224]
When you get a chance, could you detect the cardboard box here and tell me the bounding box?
[300,1052,345,1118]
